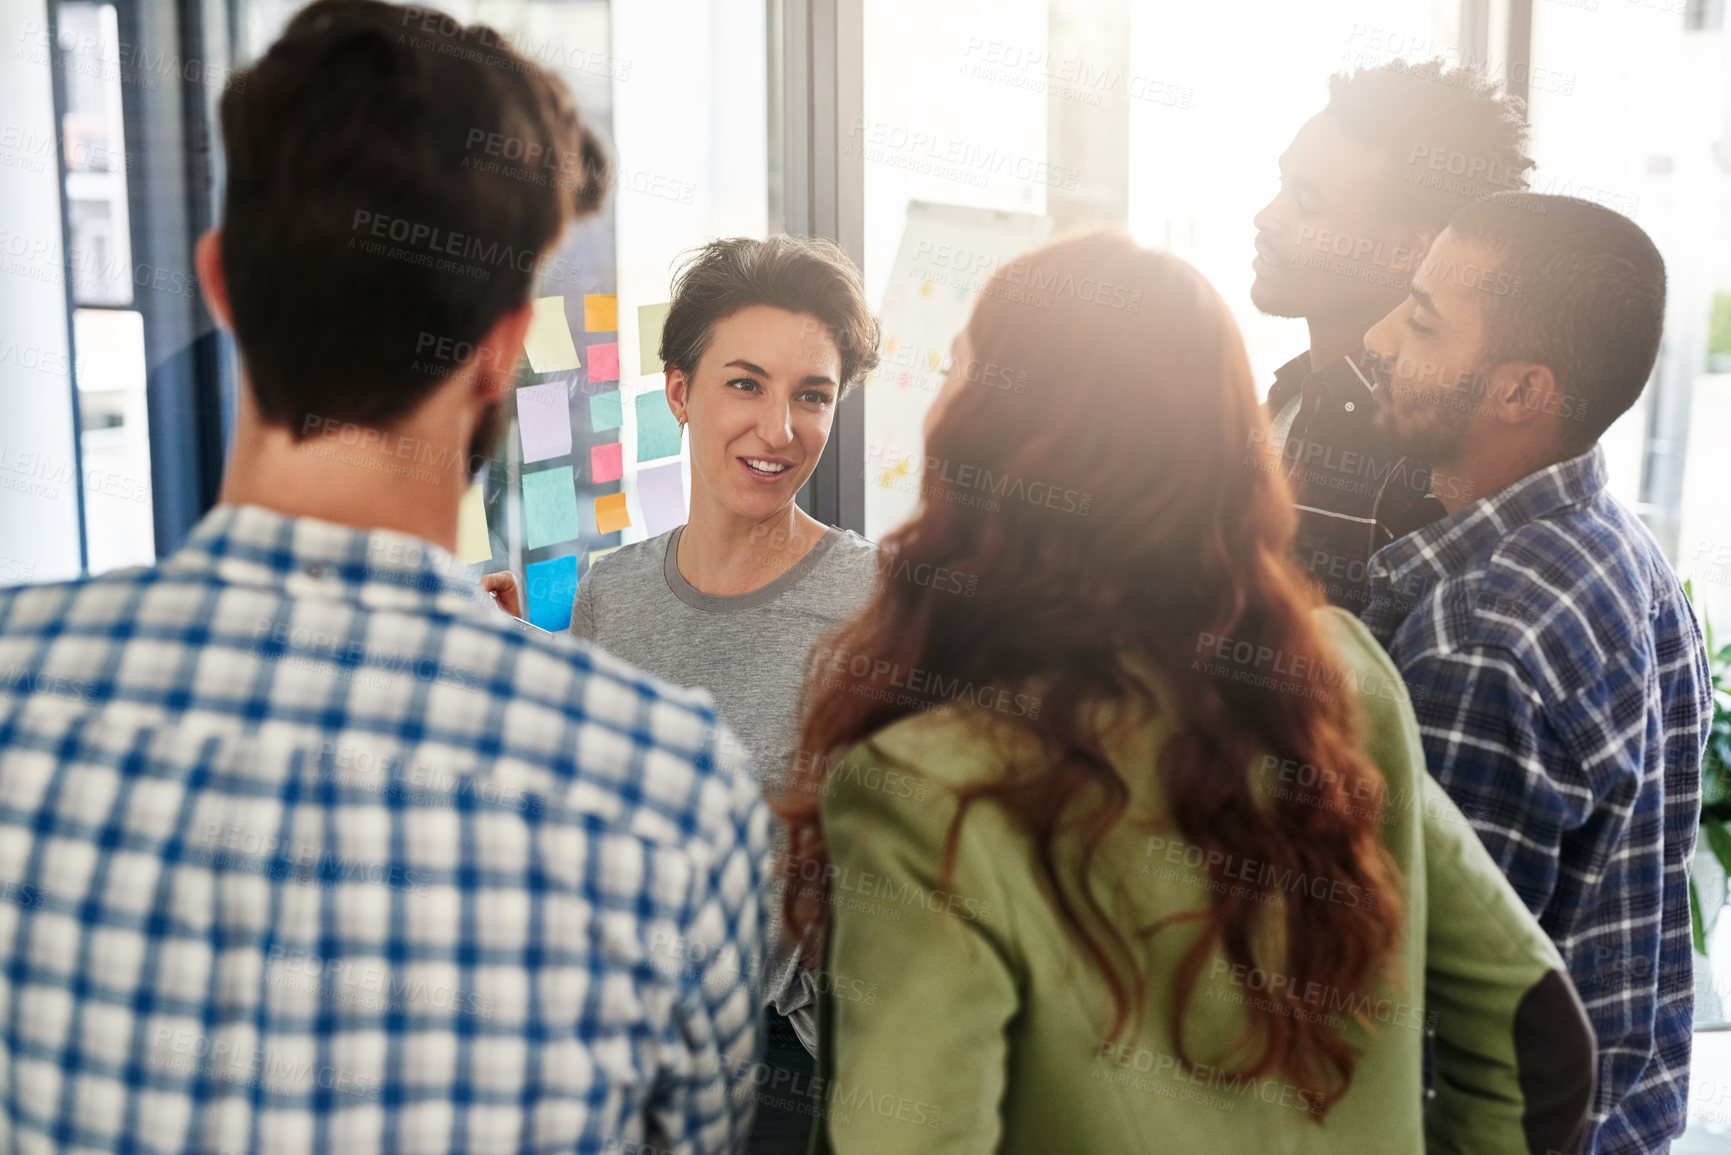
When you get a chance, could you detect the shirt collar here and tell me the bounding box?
[163,503,490,616]
[1369,444,1610,594]
[1268,349,1376,411]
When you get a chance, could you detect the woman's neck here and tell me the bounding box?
[675,497,830,597]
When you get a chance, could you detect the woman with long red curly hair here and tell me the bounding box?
[777,232,1593,1154]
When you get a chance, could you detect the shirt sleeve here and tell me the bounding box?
[813,742,1018,1155]
[1397,644,1645,1146]
[1421,773,1597,1155]
[1395,646,1607,936]
[646,726,772,1155]
[570,568,599,642]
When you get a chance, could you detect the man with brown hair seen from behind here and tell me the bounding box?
[0,3,769,1152]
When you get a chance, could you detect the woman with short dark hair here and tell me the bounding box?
[487,234,882,1155]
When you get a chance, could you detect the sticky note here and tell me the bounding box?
[456,482,492,563]
[587,342,620,384]
[521,466,579,549]
[590,442,623,484]
[588,546,621,568]
[594,492,631,535]
[524,296,581,373]
[584,294,618,332]
[588,389,622,432]
[515,381,571,463]
[638,302,671,374]
[636,392,683,461]
[524,554,579,632]
[638,461,687,536]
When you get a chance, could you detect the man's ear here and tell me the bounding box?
[195,231,233,330]
[473,302,533,404]
[1487,361,1560,428]
[664,366,690,423]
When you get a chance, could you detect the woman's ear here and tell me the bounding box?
[664,366,690,424]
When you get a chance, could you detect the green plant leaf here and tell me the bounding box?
[1692,603,1731,955]
[1708,821,1731,879]
[1694,876,1710,956]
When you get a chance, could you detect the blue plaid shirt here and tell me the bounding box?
[0,504,769,1154]
[1362,446,1712,1155]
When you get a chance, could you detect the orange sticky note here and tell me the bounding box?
[584,294,618,332]
[594,492,631,535]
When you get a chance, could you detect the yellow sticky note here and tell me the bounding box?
[456,482,492,563]
[594,492,631,535]
[584,294,618,332]
[637,302,671,375]
[524,296,582,373]
[588,546,622,568]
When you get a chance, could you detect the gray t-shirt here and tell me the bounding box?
[571,522,878,1048]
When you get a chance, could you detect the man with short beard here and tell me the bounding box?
[1361,192,1712,1155]
[0,3,769,1151]
[1250,59,1531,612]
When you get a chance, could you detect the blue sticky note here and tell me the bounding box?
[524,554,579,632]
[635,392,683,461]
[589,390,622,433]
[521,465,579,550]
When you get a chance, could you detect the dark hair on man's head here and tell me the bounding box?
[660,236,880,394]
[219,0,609,437]
[1326,58,1533,229]
[1447,193,1666,454]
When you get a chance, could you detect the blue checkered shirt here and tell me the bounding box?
[0,504,769,1154]
[1361,446,1712,1155]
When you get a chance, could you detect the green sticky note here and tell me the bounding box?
[635,392,683,461]
[638,301,671,375]
[588,390,622,433]
[521,465,580,550]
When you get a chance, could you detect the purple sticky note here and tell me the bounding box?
[587,342,620,383]
[515,381,571,463]
[590,442,624,484]
[637,461,686,537]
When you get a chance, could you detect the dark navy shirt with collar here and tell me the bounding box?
[1262,350,1446,614]
[1361,445,1712,1155]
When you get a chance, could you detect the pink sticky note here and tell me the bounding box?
[587,342,620,383]
[590,442,624,484]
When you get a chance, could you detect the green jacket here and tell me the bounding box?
[809,609,1593,1154]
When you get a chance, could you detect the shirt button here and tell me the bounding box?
[1344,401,1356,412]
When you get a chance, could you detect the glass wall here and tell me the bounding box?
[859,0,1051,537]
[158,0,765,630]
[0,0,83,585]
[857,0,1457,539]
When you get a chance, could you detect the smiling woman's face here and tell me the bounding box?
[667,304,842,526]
